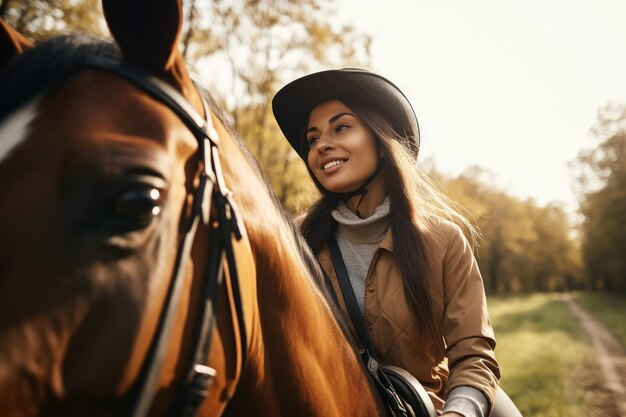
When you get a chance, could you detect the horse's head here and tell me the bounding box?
[0,1,388,416]
[0,1,256,416]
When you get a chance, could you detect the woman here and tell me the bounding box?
[272,69,521,417]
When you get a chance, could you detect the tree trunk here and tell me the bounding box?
[489,250,501,293]
[0,0,10,20]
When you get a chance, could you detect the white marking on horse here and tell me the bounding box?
[0,98,41,166]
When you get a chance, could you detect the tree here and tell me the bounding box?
[234,102,319,212]
[440,165,582,294]
[526,203,582,291]
[574,102,626,291]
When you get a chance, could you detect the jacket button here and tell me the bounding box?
[368,286,375,293]
[368,325,374,333]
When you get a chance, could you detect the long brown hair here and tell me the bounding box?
[300,98,480,347]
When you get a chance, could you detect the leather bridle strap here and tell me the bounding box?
[81,56,247,417]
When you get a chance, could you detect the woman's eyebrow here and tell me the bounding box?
[328,112,354,124]
[306,111,355,133]
[307,112,355,133]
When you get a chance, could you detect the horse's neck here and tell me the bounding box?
[229,225,384,417]
[218,133,384,417]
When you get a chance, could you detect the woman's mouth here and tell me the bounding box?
[323,159,347,171]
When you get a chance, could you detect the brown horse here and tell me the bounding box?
[0,1,385,417]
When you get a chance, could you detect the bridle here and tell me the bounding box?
[82,56,247,417]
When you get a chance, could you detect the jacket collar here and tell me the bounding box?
[379,226,393,252]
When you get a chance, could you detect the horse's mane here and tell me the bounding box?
[0,33,347,328]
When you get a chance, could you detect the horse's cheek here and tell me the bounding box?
[58,227,176,399]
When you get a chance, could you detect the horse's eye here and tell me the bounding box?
[114,187,164,228]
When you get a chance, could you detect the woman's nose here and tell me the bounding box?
[316,134,335,152]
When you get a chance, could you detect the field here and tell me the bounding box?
[488,292,615,417]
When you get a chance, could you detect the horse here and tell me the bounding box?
[0,1,386,416]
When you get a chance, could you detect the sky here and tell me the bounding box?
[334,0,626,213]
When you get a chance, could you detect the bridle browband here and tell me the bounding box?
[81,56,247,417]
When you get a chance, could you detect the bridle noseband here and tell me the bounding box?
[82,56,247,417]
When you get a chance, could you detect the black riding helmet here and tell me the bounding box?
[272,68,420,215]
[272,68,420,161]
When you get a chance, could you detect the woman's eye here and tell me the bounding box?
[307,136,319,147]
[335,124,349,133]
[113,186,164,229]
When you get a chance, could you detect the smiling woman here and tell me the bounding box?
[273,68,523,417]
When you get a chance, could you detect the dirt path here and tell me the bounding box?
[561,293,626,417]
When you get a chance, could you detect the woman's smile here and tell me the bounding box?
[322,158,347,172]
[306,100,380,194]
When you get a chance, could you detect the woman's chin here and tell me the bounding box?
[322,184,359,194]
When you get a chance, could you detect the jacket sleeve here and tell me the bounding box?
[441,223,500,408]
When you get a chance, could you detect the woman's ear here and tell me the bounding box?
[0,18,33,70]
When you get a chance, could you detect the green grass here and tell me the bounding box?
[487,293,605,417]
[572,291,626,346]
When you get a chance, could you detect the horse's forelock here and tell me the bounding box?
[0,34,119,125]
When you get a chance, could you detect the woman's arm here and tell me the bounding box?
[441,223,500,412]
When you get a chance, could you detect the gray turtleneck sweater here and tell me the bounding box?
[330,197,489,417]
[331,197,390,313]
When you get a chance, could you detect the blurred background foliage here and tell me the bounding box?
[0,0,105,40]
[3,0,625,295]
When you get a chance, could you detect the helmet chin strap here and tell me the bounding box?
[326,159,384,218]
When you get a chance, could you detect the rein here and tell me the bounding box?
[81,56,247,417]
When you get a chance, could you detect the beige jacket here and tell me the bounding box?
[317,219,500,410]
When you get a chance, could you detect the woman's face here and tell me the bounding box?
[306,100,380,194]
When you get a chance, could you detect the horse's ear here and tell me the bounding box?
[101,0,203,115]
[102,0,183,73]
[0,18,33,69]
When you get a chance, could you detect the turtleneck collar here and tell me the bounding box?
[331,196,390,244]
